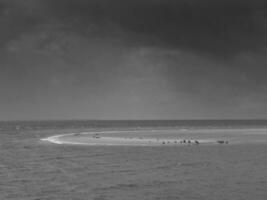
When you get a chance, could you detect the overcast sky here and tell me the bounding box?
[0,0,267,120]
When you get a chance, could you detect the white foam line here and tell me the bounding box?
[41,132,79,144]
[41,130,158,144]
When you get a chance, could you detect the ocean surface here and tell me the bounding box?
[2,119,267,131]
[1,120,267,200]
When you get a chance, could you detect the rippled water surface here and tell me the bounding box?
[1,120,267,200]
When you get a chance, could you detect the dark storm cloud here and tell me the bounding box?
[0,0,44,46]
[42,0,267,57]
[1,0,267,56]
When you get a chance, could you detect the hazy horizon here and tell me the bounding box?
[0,118,267,122]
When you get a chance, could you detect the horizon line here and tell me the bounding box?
[1,119,267,122]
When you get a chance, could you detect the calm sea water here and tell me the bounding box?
[1,120,267,131]
[1,120,267,200]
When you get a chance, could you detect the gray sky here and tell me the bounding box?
[0,0,267,120]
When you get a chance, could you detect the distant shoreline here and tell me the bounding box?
[40,128,267,146]
[41,132,216,146]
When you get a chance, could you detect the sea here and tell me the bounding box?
[2,119,267,130]
[0,120,267,200]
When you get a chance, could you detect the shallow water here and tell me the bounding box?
[1,121,267,200]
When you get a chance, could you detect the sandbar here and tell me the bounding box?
[40,130,233,146]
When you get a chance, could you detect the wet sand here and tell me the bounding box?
[41,128,267,146]
[41,134,214,146]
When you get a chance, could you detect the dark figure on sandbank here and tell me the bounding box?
[93,134,101,139]
[217,140,229,144]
